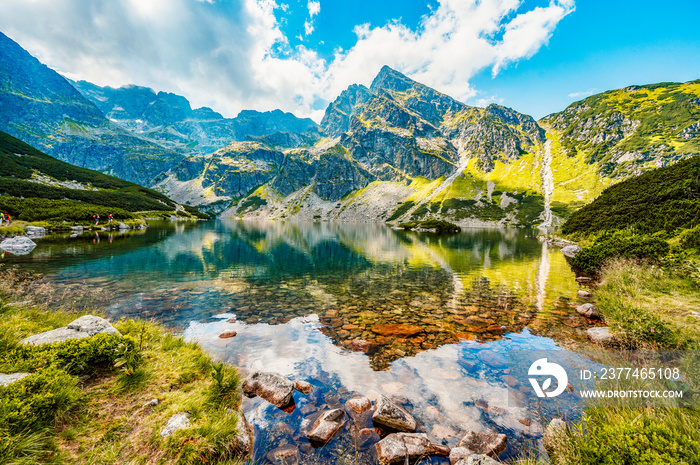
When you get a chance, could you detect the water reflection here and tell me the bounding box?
[2,220,597,462]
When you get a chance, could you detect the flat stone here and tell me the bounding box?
[576,303,602,319]
[454,455,500,465]
[307,408,345,444]
[0,373,30,386]
[219,331,237,338]
[577,290,591,298]
[356,427,381,450]
[25,226,46,236]
[160,412,190,437]
[118,222,129,230]
[242,371,296,408]
[560,245,581,257]
[294,380,313,394]
[457,431,507,458]
[502,375,519,387]
[373,395,416,432]
[371,324,423,337]
[20,315,120,346]
[346,396,372,415]
[576,276,593,283]
[233,414,254,460]
[375,433,432,464]
[587,327,615,345]
[432,424,458,440]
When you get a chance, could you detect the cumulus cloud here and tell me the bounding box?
[568,88,598,99]
[0,0,574,122]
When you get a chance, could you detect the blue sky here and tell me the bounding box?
[0,0,698,121]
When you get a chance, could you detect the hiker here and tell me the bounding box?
[3,212,10,226]
[0,212,5,226]
[93,213,100,226]
[108,213,113,224]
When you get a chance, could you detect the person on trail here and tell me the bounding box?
[108,213,113,224]
[3,213,10,226]
[93,214,100,226]
[0,213,5,226]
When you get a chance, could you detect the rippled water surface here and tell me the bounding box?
[2,220,600,463]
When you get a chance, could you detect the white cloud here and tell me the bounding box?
[304,20,314,36]
[0,0,574,122]
[568,88,598,99]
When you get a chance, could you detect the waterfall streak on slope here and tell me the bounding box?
[539,140,554,229]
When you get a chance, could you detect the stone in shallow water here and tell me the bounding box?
[0,236,36,254]
[587,327,615,345]
[306,408,345,444]
[456,431,507,458]
[576,303,601,319]
[242,371,296,408]
[351,338,379,354]
[294,380,313,394]
[577,290,591,298]
[560,245,581,257]
[346,396,372,415]
[372,395,416,432]
[375,433,433,464]
[454,455,500,465]
[219,331,237,338]
[265,445,298,465]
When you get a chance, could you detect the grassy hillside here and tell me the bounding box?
[0,131,207,224]
[562,155,700,236]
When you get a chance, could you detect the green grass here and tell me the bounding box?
[0,269,246,465]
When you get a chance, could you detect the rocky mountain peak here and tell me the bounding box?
[369,65,417,94]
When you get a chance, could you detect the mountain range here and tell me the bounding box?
[1,31,698,225]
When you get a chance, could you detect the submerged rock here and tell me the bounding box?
[242,371,296,408]
[160,412,190,437]
[576,303,602,319]
[372,395,416,432]
[306,408,345,444]
[454,455,500,465]
[294,380,313,394]
[560,245,581,257]
[456,431,507,459]
[265,445,298,465]
[371,324,423,337]
[219,331,237,338]
[0,236,36,254]
[20,315,120,346]
[351,338,379,354]
[0,373,30,387]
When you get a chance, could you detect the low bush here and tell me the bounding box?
[399,219,461,233]
[570,230,670,274]
[679,224,700,250]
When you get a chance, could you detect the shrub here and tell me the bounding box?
[570,231,670,274]
[679,224,700,250]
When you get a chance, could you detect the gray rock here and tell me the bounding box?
[576,276,592,283]
[71,225,84,231]
[456,431,507,458]
[454,455,499,465]
[0,236,37,254]
[560,245,581,257]
[0,373,30,387]
[577,290,591,298]
[118,222,129,230]
[375,433,432,464]
[160,412,190,437]
[233,414,254,460]
[544,418,567,452]
[576,303,602,319]
[306,408,345,443]
[372,395,416,432]
[20,315,120,346]
[143,398,159,408]
[587,327,615,345]
[242,371,296,408]
[25,226,46,237]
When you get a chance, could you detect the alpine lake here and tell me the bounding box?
[1,219,603,464]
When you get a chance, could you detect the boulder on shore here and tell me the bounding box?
[372,395,417,432]
[560,245,581,257]
[242,371,296,408]
[0,373,30,387]
[0,236,36,254]
[20,315,120,346]
[160,412,190,437]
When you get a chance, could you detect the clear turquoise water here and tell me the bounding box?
[2,220,597,463]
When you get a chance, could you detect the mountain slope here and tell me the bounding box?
[72,80,322,156]
[0,130,204,222]
[0,32,184,187]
